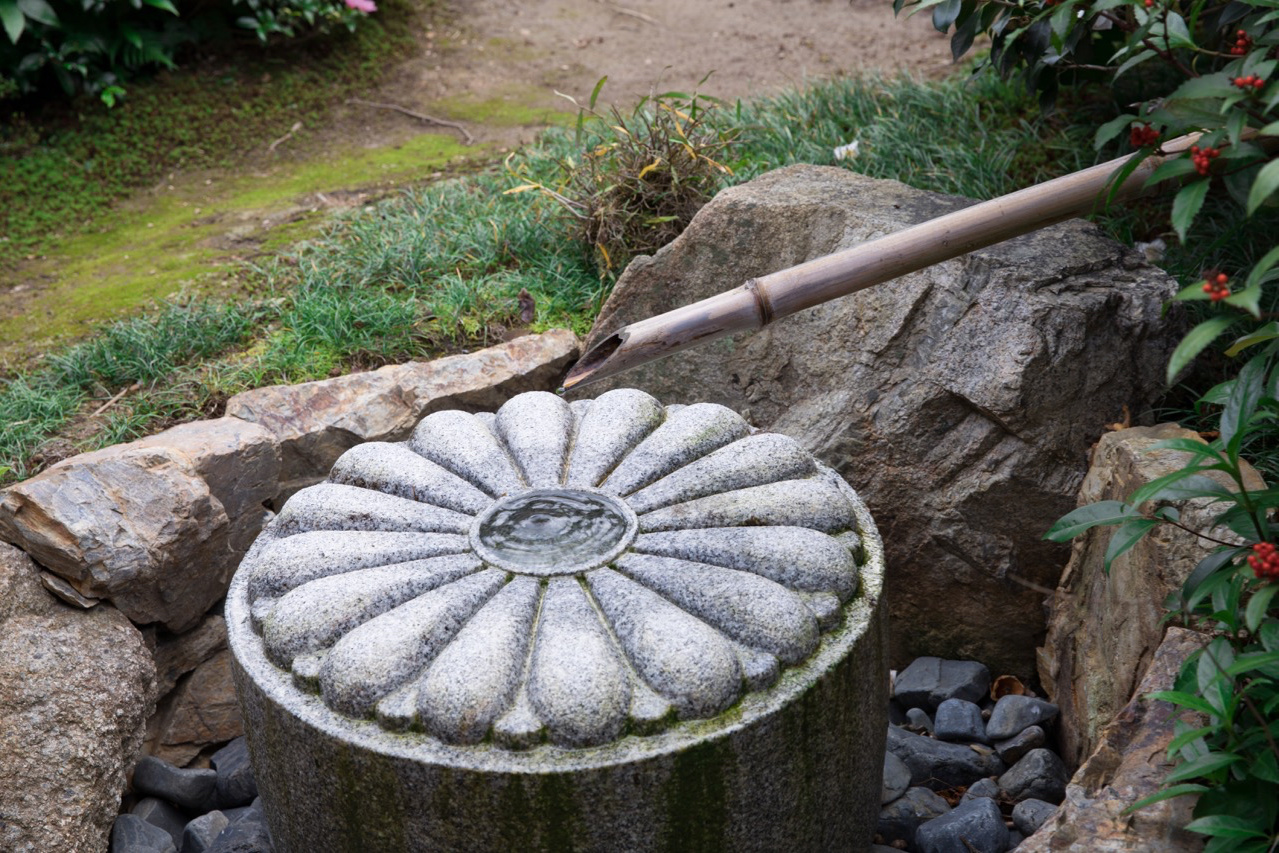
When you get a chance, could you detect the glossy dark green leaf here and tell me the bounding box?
[1044,500,1138,541]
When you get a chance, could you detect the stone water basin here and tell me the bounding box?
[226,388,888,851]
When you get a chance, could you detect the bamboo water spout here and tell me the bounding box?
[561,134,1201,391]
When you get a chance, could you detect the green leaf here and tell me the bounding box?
[1167,72,1234,103]
[1226,649,1279,674]
[1168,317,1240,385]
[1245,586,1279,632]
[1225,324,1279,357]
[1162,11,1193,48]
[1121,783,1210,814]
[1095,113,1137,149]
[1148,689,1223,717]
[1245,246,1279,290]
[1145,155,1198,188]
[1166,725,1217,755]
[1103,518,1159,573]
[932,0,962,32]
[15,0,56,26]
[119,23,141,49]
[1164,751,1241,783]
[1221,354,1268,447]
[1049,0,1076,38]
[1044,500,1139,541]
[1128,471,1232,506]
[1114,48,1157,80]
[1150,438,1226,461]
[588,76,607,110]
[0,0,24,43]
[1184,815,1270,839]
[1247,158,1279,216]
[1172,180,1211,242]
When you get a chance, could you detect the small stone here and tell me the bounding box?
[133,755,219,812]
[211,737,258,808]
[998,749,1069,805]
[883,751,912,804]
[887,726,1006,791]
[894,657,991,712]
[38,570,100,608]
[906,707,934,733]
[960,777,1000,802]
[877,786,951,846]
[915,796,1011,853]
[986,696,1059,740]
[995,725,1046,765]
[112,813,178,853]
[208,799,273,853]
[131,797,187,849]
[1013,798,1059,835]
[934,698,989,744]
[182,811,231,853]
[1008,829,1025,848]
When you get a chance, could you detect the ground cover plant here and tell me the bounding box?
[900,0,1279,842]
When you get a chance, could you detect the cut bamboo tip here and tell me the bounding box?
[562,133,1203,392]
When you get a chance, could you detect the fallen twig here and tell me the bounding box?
[91,383,140,418]
[267,121,304,154]
[347,98,475,144]
[593,0,661,25]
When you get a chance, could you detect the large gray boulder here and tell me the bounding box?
[0,542,155,852]
[576,165,1180,675]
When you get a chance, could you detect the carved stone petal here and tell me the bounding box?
[495,392,574,488]
[585,568,740,718]
[602,403,749,496]
[527,577,631,747]
[409,411,523,496]
[329,442,491,514]
[273,483,473,536]
[565,389,665,489]
[637,478,856,534]
[319,570,505,717]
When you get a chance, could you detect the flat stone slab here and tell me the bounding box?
[227,388,889,851]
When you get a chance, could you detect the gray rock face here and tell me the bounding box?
[877,786,951,846]
[132,797,188,849]
[998,748,1069,804]
[147,648,243,767]
[226,330,579,498]
[228,389,889,851]
[211,737,258,809]
[1012,799,1058,835]
[961,777,1000,802]
[915,797,1010,853]
[994,724,1046,765]
[575,165,1180,675]
[883,751,912,804]
[112,813,178,853]
[894,657,992,712]
[886,725,1006,791]
[0,543,156,853]
[987,696,1059,740]
[133,755,218,812]
[182,811,231,853]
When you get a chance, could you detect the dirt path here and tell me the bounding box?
[1,0,952,369]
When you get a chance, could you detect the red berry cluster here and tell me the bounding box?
[1249,542,1279,581]
[1230,29,1252,56]
[1130,124,1159,147]
[1143,0,1154,7]
[1202,270,1231,301]
[1234,74,1266,90]
[1190,145,1220,175]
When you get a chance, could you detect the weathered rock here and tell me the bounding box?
[576,166,1179,675]
[916,797,1010,853]
[894,657,992,711]
[152,614,229,699]
[998,748,1069,804]
[994,724,1046,765]
[182,811,230,853]
[135,418,281,553]
[986,695,1059,740]
[148,649,243,767]
[0,542,155,853]
[206,802,273,853]
[0,444,230,631]
[935,698,989,744]
[132,797,188,849]
[111,813,178,853]
[883,750,912,804]
[887,725,1006,790]
[906,706,935,733]
[1038,425,1262,766]
[877,786,951,846]
[1019,627,1207,852]
[1013,799,1058,835]
[133,755,219,812]
[961,777,1000,802]
[211,737,258,809]
[225,330,579,498]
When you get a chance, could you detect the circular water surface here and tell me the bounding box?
[470,488,638,576]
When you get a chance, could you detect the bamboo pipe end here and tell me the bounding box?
[562,332,624,391]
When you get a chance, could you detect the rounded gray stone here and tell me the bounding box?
[934,698,989,744]
[227,389,889,852]
[915,796,1010,853]
[985,695,1059,740]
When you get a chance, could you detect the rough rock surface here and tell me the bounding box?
[1019,627,1208,852]
[575,166,1180,675]
[225,329,579,498]
[147,649,243,767]
[0,444,230,631]
[1038,425,1262,766]
[0,542,155,853]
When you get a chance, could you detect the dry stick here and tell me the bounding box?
[562,133,1204,391]
[267,121,304,154]
[592,0,661,25]
[90,382,140,418]
[347,98,475,144]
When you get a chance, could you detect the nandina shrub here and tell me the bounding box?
[0,0,374,103]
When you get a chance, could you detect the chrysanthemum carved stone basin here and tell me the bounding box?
[226,389,888,852]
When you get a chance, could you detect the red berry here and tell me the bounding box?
[1217,273,1229,285]
[1254,78,1265,89]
